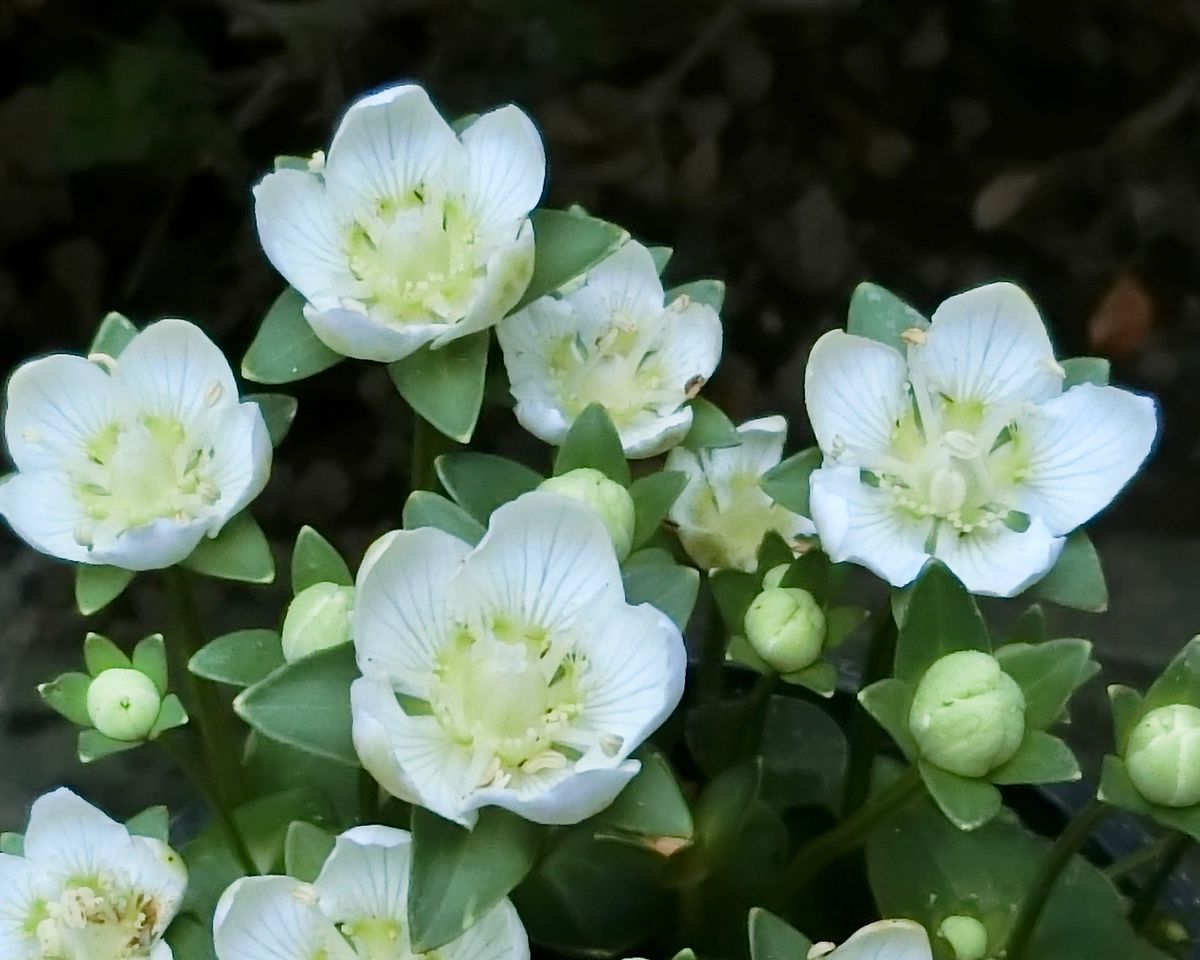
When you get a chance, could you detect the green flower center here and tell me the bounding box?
[338,916,434,960]
[684,470,798,570]
[33,877,160,960]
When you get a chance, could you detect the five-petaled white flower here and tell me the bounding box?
[666,416,815,572]
[815,920,932,960]
[254,83,545,363]
[497,240,723,458]
[805,282,1157,596]
[0,788,187,960]
[214,826,527,960]
[0,320,272,571]
[350,490,686,826]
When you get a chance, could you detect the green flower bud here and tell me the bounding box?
[762,563,790,589]
[743,587,826,674]
[86,668,162,742]
[540,468,636,560]
[1125,704,1200,808]
[909,650,1026,778]
[282,582,356,663]
[938,915,988,960]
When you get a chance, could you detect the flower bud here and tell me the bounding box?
[86,668,162,742]
[540,468,636,561]
[282,582,356,663]
[938,915,988,960]
[909,650,1025,778]
[1125,704,1200,808]
[743,587,826,674]
[762,563,790,589]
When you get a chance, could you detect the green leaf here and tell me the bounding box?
[628,471,687,549]
[758,696,847,811]
[89,311,138,357]
[126,806,170,843]
[709,569,760,637]
[402,491,486,546]
[1144,634,1200,713]
[918,760,1001,831]
[435,453,543,525]
[182,512,275,584]
[778,549,834,601]
[759,448,820,518]
[858,679,918,760]
[1007,604,1048,645]
[1108,685,1144,754]
[667,279,726,313]
[244,734,359,827]
[990,731,1080,785]
[291,526,353,594]
[242,288,342,385]
[825,605,868,649]
[149,694,189,738]
[780,660,837,698]
[748,908,814,960]
[166,914,216,960]
[84,632,131,676]
[78,729,140,763]
[234,644,359,766]
[1097,755,1200,843]
[284,821,335,883]
[621,549,700,629]
[388,331,490,443]
[648,246,673,274]
[996,638,1095,729]
[38,672,93,727]
[516,209,629,309]
[694,761,762,870]
[895,561,990,683]
[0,833,24,856]
[846,281,929,350]
[553,404,630,485]
[75,565,135,617]
[1030,531,1107,612]
[132,634,169,694]
[189,629,285,688]
[682,397,741,452]
[245,393,298,447]
[409,806,540,952]
[1061,357,1111,388]
[596,744,693,842]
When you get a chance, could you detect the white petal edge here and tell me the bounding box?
[460,105,546,230]
[569,241,665,328]
[618,407,694,460]
[828,919,932,960]
[933,516,1065,598]
[91,514,210,572]
[213,876,353,960]
[0,471,92,564]
[203,402,273,532]
[465,760,639,826]
[313,826,411,927]
[304,301,447,363]
[0,854,39,960]
[23,788,130,882]
[442,897,530,960]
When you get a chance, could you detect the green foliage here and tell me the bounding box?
[388,331,490,443]
[596,744,694,843]
[436,453,543,524]
[628,470,687,549]
[244,393,298,447]
[84,632,131,675]
[402,490,486,545]
[759,448,821,518]
[89,311,138,357]
[682,397,741,452]
[748,908,813,960]
[995,638,1096,729]
[290,525,353,593]
[516,209,629,309]
[1061,357,1111,388]
[242,288,343,384]
[1030,532,1107,612]
[38,672,93,727]
[132,634,169,693]
[75,565,135,616]
[668,279,726,312]
[125,805,170,843]
[895,562,990,682]
[283,821,335,883]
[621,548,700,629]
[553,403,630,485]
[846,281,929,350]
[182,512,275,584]
[189,629,285,688]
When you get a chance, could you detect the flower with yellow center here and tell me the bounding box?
[350,491,686,825]
[213,826,528,960]
[804,282,1158,596]
[0,788,186,960]
[253,83,545,362]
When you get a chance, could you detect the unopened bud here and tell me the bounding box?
[744,587,825,674]
[86,668,162,742]
[282,582,356,663]
[540,468,636,561]
[938,915,988,960]
[1125,704,1200,808]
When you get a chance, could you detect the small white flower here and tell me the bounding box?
[817,920,931,960]
[666,416,815,572]
[497,241,723,458]
[0,788,187,960]
[805,282,1157,596]
[213,826,528,960]
[350,490,686,826]
[0,319,272,571]
[254,83,545,363]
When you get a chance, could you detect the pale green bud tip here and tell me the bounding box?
[86,668,161,742]
[743,587,825,674]
[1125,703,1200,808]
[540,468,636,561]
[938,915,988,960]
[909,650,1026,778]
[282,582,356,663]
[762,563,790,589]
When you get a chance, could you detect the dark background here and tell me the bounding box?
[1,0,1199,898]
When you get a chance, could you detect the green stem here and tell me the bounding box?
[1006,800,1109,960]
[842,602,898,815]
[734,670,777,762]
[410,413,439,492]
[358,768,380,825]
[697,586,727,702]
[1128,832,1192,929]
[780,766,923,894]
[1104,833,1180,881]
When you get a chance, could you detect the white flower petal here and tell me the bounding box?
[828,919,932,960]
[460,105,545,230]
[723,415,788,476]
[805,330,909,462]
[0,471,92,564]
[4,354,121,472]
[0,855,40,960]
[91,515,209,572]
[569,241,665,325]
[125,837,188,936]
[653,299,723,396]
[213,876,353,960]
[1013,383,1158,536]
[618,407,694,460]
[809,464,932,588]
[499,297,577,446]
[354,526,473,692]
[150,942,174,960]
[923,281,1062,406]
[204,403,273,531]
[933,516,1064,598]
[325,84,464,214]
[252,169,353,301]
[314,827,410,926]
[442,898,529,960]
[304,302,446,363]
[23,788,130,882]
[466,761,639,826]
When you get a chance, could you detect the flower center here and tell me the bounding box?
[339,916,432,960]
[33,877,159,960]
[687,470,799,569]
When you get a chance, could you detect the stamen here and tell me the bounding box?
[20,427,41,443]
[87,352,119,372]
[202,381,224,407]
[599,733,624,758]
[292,883,319,906]
[73,523,95,549]
[899,326,927,346]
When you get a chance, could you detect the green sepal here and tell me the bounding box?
[149,694,190,739]
[995,638,1095,729]
[242,288,342,385]
[692,760,763,872]
[858,678,918,759]
[990,731,1081,786]
[435,453,542,525]
[595,744,694,843]
[1143,634,1200,713]
[402,491,486,546]
[515,208,629,310]
[1030,531,1107,612]
[78,729,140,763]
[780,660,837,698]
[825,605,868,649]
[291,525,353,594]
[132,634,169,694]
[244,393,298,447]
[918,759,1002,831]
[1,833,24,856]
[189,629,285,688]
[182,512,275,584]
[682,397,740,452]
[1061,357,1111,388]
[628,470,687,549]
[648,246,673,274]
[284,821,335,883]
[895,561,990,683]
[387,331,490,443]
[75,565,135,616]
[667,279,725,313]
[84,632,131,676]
[38,672,94,727]
[553,403,630,486]
[748,908,813,960]
[709,569,760,637]
[846,281,928,351]
[755,532,795,577]
[1107,684,1144,754]
[1006,604,1048,645]
[1099,755,1200,844]
[273,155,310,172]
[621,549,700,630]
[778,549,835,602]
[89,311,138,358]
[759,447,821,518]
[125,806,170,843]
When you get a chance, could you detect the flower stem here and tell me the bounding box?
[842,603,898,815]
[1103,832,1180,881]
[1128,832,1192,929]
[410,413,439,492]
[1005,799,1109,960]
[697,586,727,702]
[358,768,380,824]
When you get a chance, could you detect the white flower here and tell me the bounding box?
[805,282,1157,596]
[666,416,815,572]
[0,788,187,960]
[350,490,686,826]
[814,920,931,960]
[213,826,527,960]
[254,83,545,363]
[0,320,272,571]
[497,240,723,458]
